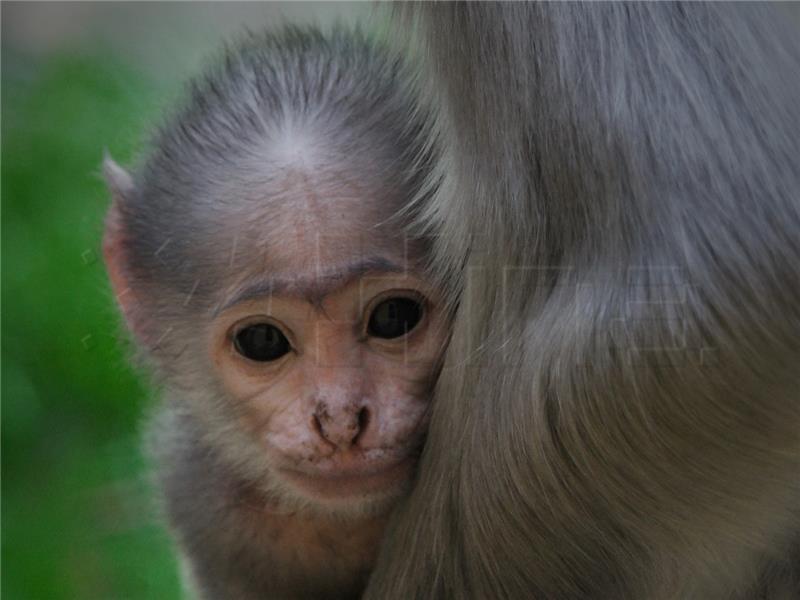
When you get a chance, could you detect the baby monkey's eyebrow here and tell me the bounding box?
[219,257,408,313]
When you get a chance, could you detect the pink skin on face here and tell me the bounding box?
[208,178,445,512]
[211,267,442,507]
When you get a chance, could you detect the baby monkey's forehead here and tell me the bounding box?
[211,165,413,250]
[191,165,430,312]
[218,255,426,314]
[221,221,419,275]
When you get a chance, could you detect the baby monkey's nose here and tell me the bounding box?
[312,402,371,449]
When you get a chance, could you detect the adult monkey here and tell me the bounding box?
[366,3,800,599]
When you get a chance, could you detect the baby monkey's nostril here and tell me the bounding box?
[311,413,324,438]
[354,407,370,444]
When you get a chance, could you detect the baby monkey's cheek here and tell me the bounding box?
[360,377,430,449]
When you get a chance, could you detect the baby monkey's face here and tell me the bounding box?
[208,223,446,516]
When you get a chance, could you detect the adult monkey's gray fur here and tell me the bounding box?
[366,4,800,599]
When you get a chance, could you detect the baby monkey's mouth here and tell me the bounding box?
[278,452,417,498]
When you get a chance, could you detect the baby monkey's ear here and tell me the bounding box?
[102,153,143,340]
[103,153,135,200]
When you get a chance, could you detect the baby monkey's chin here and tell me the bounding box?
[277,453,416,504]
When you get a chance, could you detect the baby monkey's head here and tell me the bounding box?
[104,26,445,517]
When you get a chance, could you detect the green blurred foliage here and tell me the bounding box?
[2,51,181,598]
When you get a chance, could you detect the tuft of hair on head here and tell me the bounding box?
[113,23,438,303]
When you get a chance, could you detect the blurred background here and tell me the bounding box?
[2,3,369,597]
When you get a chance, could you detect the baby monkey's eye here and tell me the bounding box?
[234,323,291,362]
[367,297,424,340]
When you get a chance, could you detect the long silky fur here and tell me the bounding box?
[366,4,800,599]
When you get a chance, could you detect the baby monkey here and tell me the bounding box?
[103,26,444,599]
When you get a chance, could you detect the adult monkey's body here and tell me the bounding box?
[367,4,800,599]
